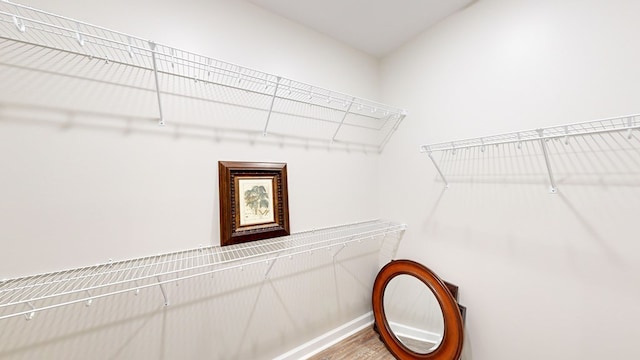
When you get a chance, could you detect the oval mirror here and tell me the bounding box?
[383,274,444,353]
[372,260,464,360]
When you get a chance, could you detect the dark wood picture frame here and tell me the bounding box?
[218,161,290,246]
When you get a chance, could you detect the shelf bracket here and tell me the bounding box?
[156,276,169,306]
[263,254,280,279]
[75,22,85,46]
[330,97,356,143]
[262,77,281,136]
[517,133,522,149]
[85,290,93,307]
[332,243,347,263]
[536,129,558,194]
[422,146,449,189]
[149,41,165,126]
[24,302,36,321]
[378,111,407,153]
[12,14,26,33]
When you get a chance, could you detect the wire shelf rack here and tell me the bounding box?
[420,114,640,192]
[0,220,406,322]
[421,114,640,153]
[0,1,406,152]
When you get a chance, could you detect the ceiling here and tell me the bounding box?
[246,0,475,57]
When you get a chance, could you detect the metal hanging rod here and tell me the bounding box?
[420,113,640,193]
[0,220,407,322]
[0,1,406,151]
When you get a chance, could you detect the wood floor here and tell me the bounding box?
[307,326,396,360]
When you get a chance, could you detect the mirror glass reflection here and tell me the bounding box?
[383,274,444,354]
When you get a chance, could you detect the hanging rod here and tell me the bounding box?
[420,113,640,193]
[0,220,406,322]
[0,1,406,151]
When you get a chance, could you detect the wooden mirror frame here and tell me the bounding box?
[372,260,464,360]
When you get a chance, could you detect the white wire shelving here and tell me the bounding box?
[0,220,406,322]
[420,113,640,193]
[0,1,406,152]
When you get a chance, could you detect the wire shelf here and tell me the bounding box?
[421,114,640,153]
[0,1,406,152]
[0,220,406,322]
[420,114,640,192]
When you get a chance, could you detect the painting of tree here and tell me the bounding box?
[244,185,270,216]
[237,178,275,226]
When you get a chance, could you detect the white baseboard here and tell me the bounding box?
[388,321,442,344]
[274,312,374,360]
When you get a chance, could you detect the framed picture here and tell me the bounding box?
[218,161,290,246]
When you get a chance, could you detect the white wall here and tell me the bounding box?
[0,0,386,359]
[379,0,640,359]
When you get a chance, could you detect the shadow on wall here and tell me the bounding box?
[0,45,388,154]
[0,238,392,360]
[0,101,375,154]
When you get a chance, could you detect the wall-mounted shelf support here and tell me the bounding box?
[11,14,24,32]
[0,220,406,322]
[149,41,165,126]
[424,149,449,189]
[24,302,35,321]
[75,22,85,46]
[263,76,281,136]
[156,276,169,306]
[421,113,640,191]
[84,290,93,307]
[331,97,356,143]
[536,129,558,194]
[263,253,280,279]
[378,111,407,153]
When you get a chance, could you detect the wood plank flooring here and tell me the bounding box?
[307,326,396,360]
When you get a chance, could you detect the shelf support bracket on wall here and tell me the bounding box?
[330,97,356,143]
[156,276,169,306]
[421,146,449,189]
[149,41,165,126]
[11,11,26,33]
[536,129,558,194]
[378,110,407,153]
[263,253,281,279]
[84,290,93,307]
[24,302,36,321]
[263,77,281,136]
[332,243,347,263]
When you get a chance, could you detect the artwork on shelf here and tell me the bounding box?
[218,161,290,246]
